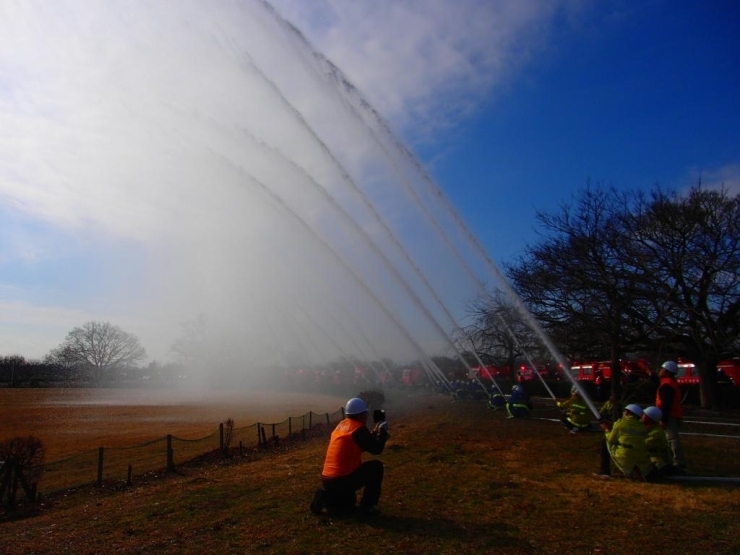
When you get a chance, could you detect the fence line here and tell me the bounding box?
[37,407,345,497]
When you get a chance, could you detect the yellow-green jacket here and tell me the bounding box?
[645,425,671,470]
[606,415,649,476]
[557,394,591,428]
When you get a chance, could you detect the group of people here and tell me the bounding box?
[308,360,687,517]
[487,384,533,417]
[558,360,687,478]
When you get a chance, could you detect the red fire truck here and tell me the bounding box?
[718,359,740,386]
[569,360,652,385]
[672,358,740,387]
[470,365,512,380]
[676,359,700,385]
[516,363,558,381]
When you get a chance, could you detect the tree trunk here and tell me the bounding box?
[609,343,623,420]
[698,358,719,410]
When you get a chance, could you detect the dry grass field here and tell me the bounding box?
[0,387,349,461]
[0,389,739,555]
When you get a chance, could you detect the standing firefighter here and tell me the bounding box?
[310,397,389,517]
[655,360,687,472]
[557,385,591,433]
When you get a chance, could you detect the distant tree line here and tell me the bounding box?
[467,183,740,410]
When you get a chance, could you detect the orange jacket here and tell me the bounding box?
[321,418,365,479]
[656,376,683,420]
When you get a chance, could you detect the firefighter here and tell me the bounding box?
[594,398,622,477]
[655,360,687,472]
[310,397,389,517]
[642,406,673,481]
[488,385,507,410]
[557,385,591,433]
[595,404,650,479]
[506,384,532,418]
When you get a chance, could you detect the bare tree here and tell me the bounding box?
[50,321,147,384]
[465,289,543,372]
[629,185,740,408]
[506,185,660,406]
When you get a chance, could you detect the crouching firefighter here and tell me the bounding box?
[557,386,591,433]
[310,397,389,517]
[506,385,532,418]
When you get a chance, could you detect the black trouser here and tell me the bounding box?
[323,459,384,509]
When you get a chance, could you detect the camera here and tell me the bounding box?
[373,409,386,423]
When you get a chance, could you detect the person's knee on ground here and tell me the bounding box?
[358,459,384,508]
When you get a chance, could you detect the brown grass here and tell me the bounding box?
[0,390,739,555]
[0,388,348,460]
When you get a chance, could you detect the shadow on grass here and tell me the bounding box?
[319,512,534,552]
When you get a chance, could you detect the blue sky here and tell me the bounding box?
[426,0,740,261]
[0,1,738,366]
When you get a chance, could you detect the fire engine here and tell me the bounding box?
[718,359,740,386]
[569,360,652,385]
[675,359,740,386]
[676,359,700,385]
[470,365,511,380]
[569,362,596,382]
[516,363,559,381]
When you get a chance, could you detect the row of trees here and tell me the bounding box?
[465,184,740,409]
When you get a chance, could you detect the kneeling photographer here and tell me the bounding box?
[311,398,389,517]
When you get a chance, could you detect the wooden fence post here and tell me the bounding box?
[96,447,104,487]
[166,434,174,472]
[288,417,292,438]
[219,423,224,455]
[256,423,261,446]
[309,412,312,429]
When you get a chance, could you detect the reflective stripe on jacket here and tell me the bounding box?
[557,395,591,428]
[321,418,364,479]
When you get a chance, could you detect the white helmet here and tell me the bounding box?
[661,361,678,374]
[643,406,662,422]
[345,397,368,416]
[624,404,643,417]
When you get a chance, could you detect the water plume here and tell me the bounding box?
[0,0,564,390]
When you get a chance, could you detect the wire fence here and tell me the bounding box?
[37,408,345,496]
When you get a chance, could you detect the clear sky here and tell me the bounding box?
[1,0,738,368]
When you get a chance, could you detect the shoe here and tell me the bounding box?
[569,428,578,434]
[592,473,611,480]
[310,489,326,515]
[359,505,380,517]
